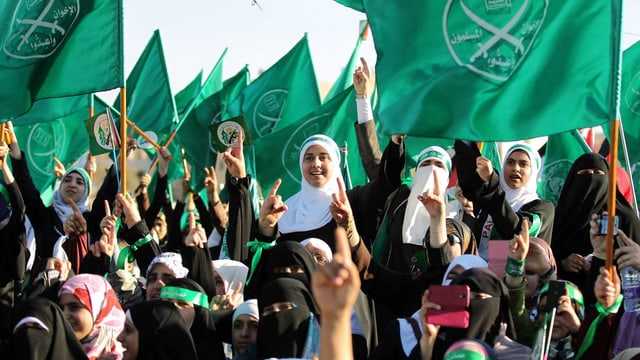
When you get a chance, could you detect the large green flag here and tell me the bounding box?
[175,67,250,188]
[13,108,90,203]
[226,35,321,140]
[253,87,367,199]
[606,41,640,206]
[113,30,177,153]
[175,71,203,120]
[324,21,368,102]
[334,0,622,141]
[0,0,123,119]
[539,129,591,206]
[12,94,90,126]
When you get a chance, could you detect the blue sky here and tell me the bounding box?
[113,0,640,100]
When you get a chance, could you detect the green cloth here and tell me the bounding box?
[175,70,203,120]
[226,35,321,140]
[0,0,123,119]
[334,0,622,141]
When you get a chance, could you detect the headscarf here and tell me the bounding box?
[12,297,88,360]
[58,274,125,359]
[244,241,318,299]
[442,255,488,286]
[403,146,451,245]
[278,134,343,234]
[498,143,540,212]
[146,252,189,280]
[0,179,10,230]
[257,278,320,359]
[552,153,640,286]
[128,300,198,360]
[233,299,259,324]
[444,338,497,360]
[52,167,91,223]
[441,268,515,352]
[106,269,144,311]
[300,237,333,262]
[211,259,249,295]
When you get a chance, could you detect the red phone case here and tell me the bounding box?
[426,285,470,328]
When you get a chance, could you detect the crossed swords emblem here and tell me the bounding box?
[15,0,68,52]
[458,0,528,63]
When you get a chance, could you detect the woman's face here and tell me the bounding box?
[213,270,226,296]
[301,145,334,188]
[232,314,259,355]
[60,172,86,204]
[59,293,94,340]
[502,150,531,190]
[117,317,139,360]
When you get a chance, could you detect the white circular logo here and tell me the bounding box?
[253,89,288,138]
[443,0,548,82]
[92,113,113,150]
[624,70,640,116]
[541,159,571,205]
[216,121,244,149]
[2,0,80,66]
[136,132,157,149]
[26,120,67,177]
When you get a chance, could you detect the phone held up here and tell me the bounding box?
[425,285,470,329]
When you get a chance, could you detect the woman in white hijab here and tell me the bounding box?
[256,133,404,252]
[454,140,555,260]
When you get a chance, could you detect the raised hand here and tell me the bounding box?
[330,177,353,228]
[509,218,530,262]
[116,193,142,228]
[53,157,66,179]
[595,265,621,309]
[475,156,493,182]
[157,146,172,177]
[204,166,218,195]
[417,172,445,218]
[614,229,640,271]
[222,130,246,178]
[419,290,442,359]
[184,212,207,248]
[352,57,371,96]
[258,179,287,237]
[63,198,87,235]
[91,200,117,258]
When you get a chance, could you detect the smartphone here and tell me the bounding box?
[596,214,619,236]
[543,280,566,312]
[426,285,470,328]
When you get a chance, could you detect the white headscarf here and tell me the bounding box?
[52,167,91,223]
[300,238,333,262]
[278,135,343,234]
[402,146,451,245]
[441,254,488,285]
[499,143,541,211]
[212,259,249,295]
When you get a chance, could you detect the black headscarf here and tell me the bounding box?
[256,278,319,359]
[12,297,87,360]
[244,241,318,299]
[129,300,198,360]
[552,153,640,286]
[435,268,515,357]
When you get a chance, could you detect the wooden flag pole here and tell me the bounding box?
[146,129,178,175]
[126,119,162,150]
[120,88,128,195]
[606,119,620,278]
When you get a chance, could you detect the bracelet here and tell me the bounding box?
[355,94,367,99]
[505,257,525,278]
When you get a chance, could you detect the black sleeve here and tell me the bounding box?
[181,245,217,300]
[194,194,214,237]
[227,176,255,262]
[1,181,27,281]
[166,201,185,252]
[10,153,48,231]
[123,221,160,276]
[143,174,169,229]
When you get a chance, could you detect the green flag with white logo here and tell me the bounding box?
[539,129,591,206]
[334,0,622,141]
[113,30,177,154]
[0,0,123,119]
[226,35,321,140]
[252,87,367,199]
[84,111,120,156]
[175,67,249,188]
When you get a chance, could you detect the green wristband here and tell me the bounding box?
[506,257,525,278]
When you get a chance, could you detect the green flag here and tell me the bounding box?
[175,67,249,188]
[114,30,177,153]
[335,0,622,141]
[196,49,227,107]
[84,111,120,156]
[481,141,502,174]
[0,0,123,119]
[175,71,203,120]
[13,109,89,203]
[253,87,367,199]
[324,21,368,102]
[226,35,321,139]
[12,94,90,126]
[605,41,640,206]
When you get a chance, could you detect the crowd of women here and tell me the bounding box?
[1,58,640,360]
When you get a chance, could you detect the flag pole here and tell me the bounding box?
[88,94,95,170]
[146,129,178,175]
[606,120,619,276]
[120,88,128,195]
[126,119,162,150]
